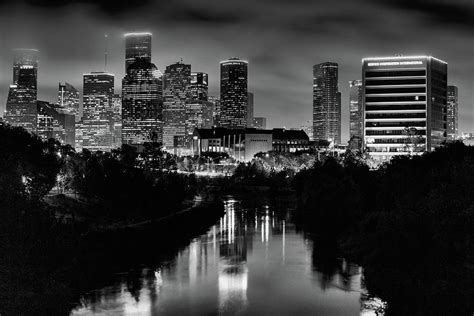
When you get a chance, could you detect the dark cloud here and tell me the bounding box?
[383,0,474,28]
[0,0,151,14]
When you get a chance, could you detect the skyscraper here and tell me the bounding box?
[209,96,221,126]
[220,58,248,129]
[36,100,75,147]
[4,49,39,133]
[112,94,122,148]
[122,59,163,146]
[362,56,447,162]
[313,62,341,144]
[124,32,152,72]
[12,48,38,88]
[186,72,213,142]
[349,79,363,149]
[76,72,115,152]
[57,82,80,121]
[447,85,458,140]
[163,61,192,151]
[247,92,254,127]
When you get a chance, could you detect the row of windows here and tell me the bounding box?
[366,121,426,127]
[365,70,426,78]
[365,79,426,86]
[366,130,426,136]
[366,96,426,102]
[366,113,426,119]
[366,87,426,94]
[373,138,425,144]
[366,104,426,111]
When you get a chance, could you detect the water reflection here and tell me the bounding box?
[72,198,385,315]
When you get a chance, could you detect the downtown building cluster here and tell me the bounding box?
[2,37,461,163]
[2,32,277,160]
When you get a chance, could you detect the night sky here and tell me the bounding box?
[1,0,473,141]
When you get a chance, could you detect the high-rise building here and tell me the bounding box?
[186,72,213,143]
[190,72,208,101]
[447,85,458,140]
[313,62,341,144]
[112,94,122,148]
[124,32,152,72]
[163,61,192,151]
[4,49,39,133]
[349,79,363,149]
[253,117,266,129]
[37,100,75,147]
[301,121,314,141]
[220,58,248,129]
[122,59,163,146]
[12,48,38,88]
[57,82,80,121]
[209,96,221,126]
[247,92,254,127]
[76,72,114,152]
[362,56,448,162]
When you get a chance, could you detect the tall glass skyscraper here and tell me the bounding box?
[313,62,341,144]
[220,58,248,129]
[362,56,448,162]
[76,72,115,152]
[447,85,458,140]
[163,61,192,151]
[186,72,213,144]
[124,32,152,72]
[4,49,39,133]
[57,82,80,121]
[122,59,163,145]
[349,79,363,148]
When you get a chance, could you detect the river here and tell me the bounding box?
[71,197,385,315]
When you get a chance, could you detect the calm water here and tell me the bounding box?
[71,198,384,315]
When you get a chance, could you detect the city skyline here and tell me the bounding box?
[1,0,474,142]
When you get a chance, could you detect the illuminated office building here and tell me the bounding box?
[124,32,152,72]
[57,82,80,121]
[186,72,213,144]
[112,94,122,148]
[209,96,221,126]
[447,85,458,140]
[362,56,447,161]
[220,58,248,129]
[76,72,114,152]
[163,61,192,151]
[4,49,39,133]
[37,100,75,146]
[313,62,341,144]
[349,79,363,149]
[122,59,163,146]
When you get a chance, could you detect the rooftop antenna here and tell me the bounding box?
[104,34,108,71]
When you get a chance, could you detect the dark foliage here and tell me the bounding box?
[295,142,474,315]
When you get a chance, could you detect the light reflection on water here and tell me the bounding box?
[72,199,385,315]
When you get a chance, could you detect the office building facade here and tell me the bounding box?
[349,79,363,149]
[4,49,39,133]
[220,58,248,129]
[58,82,80,121]
[122,59,163,146]
[362,56,448,161]
[76,72,115,152]
[124,32,152,72]
[163,61,192,151]
[313,62,341,144]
